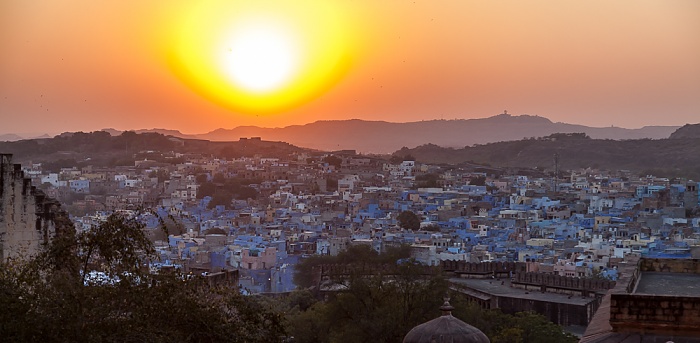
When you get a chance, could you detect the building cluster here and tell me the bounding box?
[14,145,700,294]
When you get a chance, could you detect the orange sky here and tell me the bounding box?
[1,0,699,136]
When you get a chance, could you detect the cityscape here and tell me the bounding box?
[2,1,699,342]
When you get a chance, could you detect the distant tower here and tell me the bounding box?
[553,153,560,192]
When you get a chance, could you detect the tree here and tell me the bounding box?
[469,176,487,186]
[287,246,576,343]
[389,155,403,164]
[206,227,227,235]
[195,173,209,184]
[233,185,257,200]
[325,177,338,192]
[397,210,421,231]
[208,191,234,209]
[293,245,411,289]
[148,169,170,182]
[197,181,216,199]
[414,173,440,188]
[288,245,444,343]
[322,155,342,169]
[0,213,286,342]
[212,173,226,183]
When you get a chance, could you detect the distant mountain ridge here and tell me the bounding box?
[199,114,679,153]
[0,115,685,149]
[0,134,24,142]
[0,133,52,142]
[99,114,680,154]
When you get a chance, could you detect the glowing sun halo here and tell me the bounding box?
[164,1,358,115]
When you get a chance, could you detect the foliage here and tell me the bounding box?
[325,177,338,192]
[197,177,259,208]
[288,246,445,343]
[285,250,577,343]
[469,175,486,186]
[205,227,227,235]
[0,213,286,342]
[397,210,421,231]
[208,192,234,209]
[293,245,412,289]
[414,173,440,188]
[449,296,577,343]
[322,155,342,169]
[389,153,415,164]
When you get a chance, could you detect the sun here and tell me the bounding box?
[222,24,299,93]
[163,1,358,115]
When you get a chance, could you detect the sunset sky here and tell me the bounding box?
[1,0,698,136]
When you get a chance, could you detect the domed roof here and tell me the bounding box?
[403,299,490,343]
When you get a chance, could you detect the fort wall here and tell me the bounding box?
[1,153,67,259]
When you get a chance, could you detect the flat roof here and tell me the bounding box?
[634,272,700,297]
[449,278,596,306]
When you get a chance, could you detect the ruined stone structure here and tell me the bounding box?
[0,154,68,260]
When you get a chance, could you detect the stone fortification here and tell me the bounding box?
[512,271,615,296]
[441,260,526,278]
[1,154,68,259]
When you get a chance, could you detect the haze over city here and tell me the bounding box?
[1,0,698,136]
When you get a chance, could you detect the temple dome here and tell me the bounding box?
[403,299,490,343]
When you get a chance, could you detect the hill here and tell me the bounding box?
[669,123,700,139]
[35,114,674,154]
[0,131,310,168]
[192,114,678,153]
[0,133,23,142]
[393,134,700,179]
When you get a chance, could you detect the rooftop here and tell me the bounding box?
[634,272,700,297]
[449,278,596,306]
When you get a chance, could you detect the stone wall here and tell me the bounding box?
[495,296,597,327]
[609,294,700,335]
[512,271,615,296]
[609,258,700,336]
[1,154,68,260]
[312,263,439,288]
[639,258,700,274]
[441,260,526,278]
[449,280,600,326]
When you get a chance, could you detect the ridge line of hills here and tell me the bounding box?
[1,123,699,180]
[4,114,693,154]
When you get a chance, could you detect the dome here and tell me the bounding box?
[403,299,490,343]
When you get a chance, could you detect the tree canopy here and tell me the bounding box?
[397,210,421,231]
[285,244,576,343]
[0,213,285,342]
